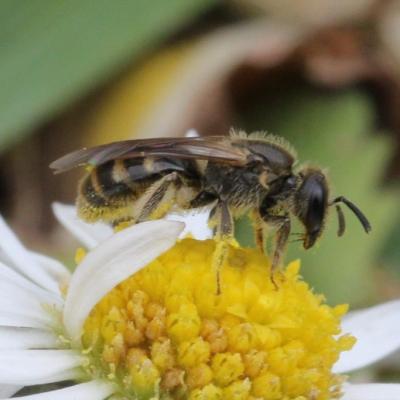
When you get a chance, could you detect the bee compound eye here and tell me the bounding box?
[296,171,328,246]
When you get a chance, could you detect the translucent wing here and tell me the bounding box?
[50,136,247,173]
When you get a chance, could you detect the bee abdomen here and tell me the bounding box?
[80,174,108,207]
[77,157,200,224]
[77,161,136,223]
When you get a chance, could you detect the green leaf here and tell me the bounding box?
[0,0,215,149]
[237,84,399,306]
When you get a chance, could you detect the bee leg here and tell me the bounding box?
[209,201,234,295]
[136,173,178,223]
[251,210,264,252]
[272,216,291,271]
[111,217,136,231]
[261,214,291,270]
[259,207,291,285]
[189,191,217,208]
[210,201,234,239]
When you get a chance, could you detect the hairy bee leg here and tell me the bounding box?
[271,217,291,271]
[111,217,135,231]
[189,190,217,208]
[209,201,234,295]
[136,173,178,223]
[251,210,264,252]
[259,209,291,284]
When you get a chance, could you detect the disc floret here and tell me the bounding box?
[82,239,355,399]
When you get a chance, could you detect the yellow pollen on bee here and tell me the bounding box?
[82,239,355,399]
[114,220,134,232]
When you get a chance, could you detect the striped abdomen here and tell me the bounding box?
[77,157,200,223]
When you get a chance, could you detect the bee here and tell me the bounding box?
[50,131,371,275]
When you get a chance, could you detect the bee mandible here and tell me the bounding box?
[50,131,371,274]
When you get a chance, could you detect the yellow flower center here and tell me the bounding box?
[82,239,355,399]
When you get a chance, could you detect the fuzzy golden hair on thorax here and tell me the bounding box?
[229,128,297,159]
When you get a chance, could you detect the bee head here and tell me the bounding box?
[294,168,329,249]
[294,168,371,250]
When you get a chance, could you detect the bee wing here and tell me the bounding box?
[50,137,247,173]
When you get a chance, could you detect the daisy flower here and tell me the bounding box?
[0,203,398,400]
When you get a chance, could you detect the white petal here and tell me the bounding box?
[0,279,61,314]
[185,129,200,137]
[52,203,112,249]
[0,262,62,306]
[0,217,58,294]
[0,284,56,326]
[0,350,82,385]
[0,369,78,386]
[0,312,49,329]
[342,383,400,400]
[64,220,184,342]
[0,328,58,349]
[166,210,212,240]
[30,252,71,283]
[0,380,114,400]
[0,385,21,398]
[0,307,51,329]
[0,260,61,330]
[334,300,400,373]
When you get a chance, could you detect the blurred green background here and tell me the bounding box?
[1,0,400,389]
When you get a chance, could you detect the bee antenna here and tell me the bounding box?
[334,204,345,237]
[332,196,371,234]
